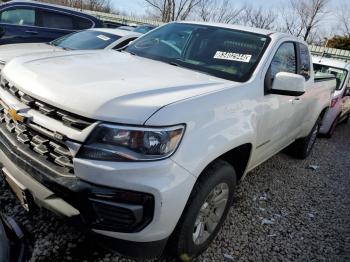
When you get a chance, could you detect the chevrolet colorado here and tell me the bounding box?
[0,22,335,260]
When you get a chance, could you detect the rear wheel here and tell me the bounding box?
[288,117,321,159]
[169,159,236,261]
[342,113,350,124]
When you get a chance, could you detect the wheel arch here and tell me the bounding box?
[319,106,330,123]
[198,143,253,183]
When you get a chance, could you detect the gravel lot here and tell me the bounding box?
[1,122,349,262]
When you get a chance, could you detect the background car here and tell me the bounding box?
[118,24,157,34]
[133,24,157,33]
[0,0,103,45]
[313,56,350,137]
[117,25,135,31]
[0,28,141,71]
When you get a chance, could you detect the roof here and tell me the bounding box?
[118,26,136,31]
[90,28,142,37]
[6,0,97,17]
[312,56,350,70]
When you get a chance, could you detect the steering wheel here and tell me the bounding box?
[134,38,181,57]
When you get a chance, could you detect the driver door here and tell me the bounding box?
[252,41,304,166]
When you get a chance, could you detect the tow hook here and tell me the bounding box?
[0,213,29,262]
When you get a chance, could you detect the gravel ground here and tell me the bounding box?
[0,122,349,262]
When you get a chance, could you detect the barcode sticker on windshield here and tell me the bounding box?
[214,51,252,63]
[97,35,111,41]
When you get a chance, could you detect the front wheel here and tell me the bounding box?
[288,117,321,159]
[169,159,236,261]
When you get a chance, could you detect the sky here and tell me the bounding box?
[114,0,345,16]
[112,0,347,38]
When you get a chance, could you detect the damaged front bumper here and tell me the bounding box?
[0,124,167,259]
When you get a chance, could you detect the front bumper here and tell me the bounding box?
[0,121,196,257]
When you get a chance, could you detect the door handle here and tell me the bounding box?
[25,30,38,35]
[291,97,301,104]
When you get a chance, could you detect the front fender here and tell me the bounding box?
[145,85,257,178]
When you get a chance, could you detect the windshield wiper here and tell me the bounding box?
[168,61,180,67]
[122,50,137,56]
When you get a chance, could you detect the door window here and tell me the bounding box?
[74,16,93,30]
[270,42,297,78]
[299,43,311,80]
[0,8,35,26]
[39,10,74,30]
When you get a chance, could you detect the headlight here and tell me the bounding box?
[77,124,185,161]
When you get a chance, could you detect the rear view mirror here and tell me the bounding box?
[271,72,306,96]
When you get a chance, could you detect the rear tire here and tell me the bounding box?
[342,113,349,124]
[169,159,236,261]
[288,117,321,159]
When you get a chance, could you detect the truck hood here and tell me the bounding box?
[0,43,63,63]
[3,50,232,124]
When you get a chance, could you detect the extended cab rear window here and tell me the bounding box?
[126,23,270,82]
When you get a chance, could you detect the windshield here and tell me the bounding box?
[313,63,348,90]
[51,30,121,50]
[125,23,269,82]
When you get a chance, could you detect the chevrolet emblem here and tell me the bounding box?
[7,108,26,122]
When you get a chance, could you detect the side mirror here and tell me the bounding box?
[270,72,306,96]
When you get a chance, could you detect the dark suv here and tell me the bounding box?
[0,1,103,45]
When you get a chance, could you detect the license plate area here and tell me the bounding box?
[2,168,31,211]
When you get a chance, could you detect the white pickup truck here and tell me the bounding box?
[0,22,335,260]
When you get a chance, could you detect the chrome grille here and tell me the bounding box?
[0,78,94,130]
[0,105,74,173]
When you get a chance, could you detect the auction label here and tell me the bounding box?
[97,35,111,41]
[214,51,252,63]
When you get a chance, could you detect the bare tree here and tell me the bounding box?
[240,5,278,30]
[197,0,243,24]
[282,0,330,42]
[144,0,201,22]
[336,2,350,36]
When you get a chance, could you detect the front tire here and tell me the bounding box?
[289,117,321,159]
[169,159,236,261]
